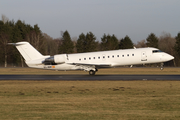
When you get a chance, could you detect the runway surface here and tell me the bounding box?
[0,74,180,80]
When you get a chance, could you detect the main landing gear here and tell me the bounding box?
[89,70,96,75]
[89,68,98,75]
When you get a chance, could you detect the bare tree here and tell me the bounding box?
[26,31,45,53]
[42,33,61,55]
[159,32,176,66]
[0,33,10,67]
[1,14,9,23]
[159,33,176,55]
[135,40,147,48]
[72,37,77,53]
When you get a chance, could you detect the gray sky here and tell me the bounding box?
[0,0,180,43]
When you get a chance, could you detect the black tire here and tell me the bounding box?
[89,70,95,75]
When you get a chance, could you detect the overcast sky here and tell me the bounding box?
[0,0,180,43]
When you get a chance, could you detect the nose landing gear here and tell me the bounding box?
[160,63,164,70]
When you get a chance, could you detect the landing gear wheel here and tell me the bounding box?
[89,70,96,75]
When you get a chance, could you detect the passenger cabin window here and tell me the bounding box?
[122,55,124,57]
[79,59,81,61]
[132,54,134,56]
[84,58,86,60]
[94,57,95,59]
[153,50,162,53]
[127,54,129,56]
[98,57,100,59]
[108,56,110,58]
[112,55,114,58]
[117,55,119,57]
[89,57,91,60]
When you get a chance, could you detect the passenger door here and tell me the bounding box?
[141,51,147,61]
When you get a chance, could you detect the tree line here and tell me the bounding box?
[0,16,180,67]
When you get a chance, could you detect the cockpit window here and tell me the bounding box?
[152,50,162,53]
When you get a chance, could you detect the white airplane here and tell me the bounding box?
[9,41,174,75]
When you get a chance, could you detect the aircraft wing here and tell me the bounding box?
[68,63,112,68]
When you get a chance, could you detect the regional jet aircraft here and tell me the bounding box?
[9,42,174,75]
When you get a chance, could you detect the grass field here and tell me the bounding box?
[0,81,180,120]
[0,67,180,120]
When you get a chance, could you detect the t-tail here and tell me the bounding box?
[8,42,49,68]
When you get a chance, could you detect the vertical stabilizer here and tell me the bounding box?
[9,42,43,62]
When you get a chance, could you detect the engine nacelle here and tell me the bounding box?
[44,54,66,64]
[54,54,66,63]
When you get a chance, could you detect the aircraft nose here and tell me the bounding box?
[169,55,174,60]
[163,54,174,61]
